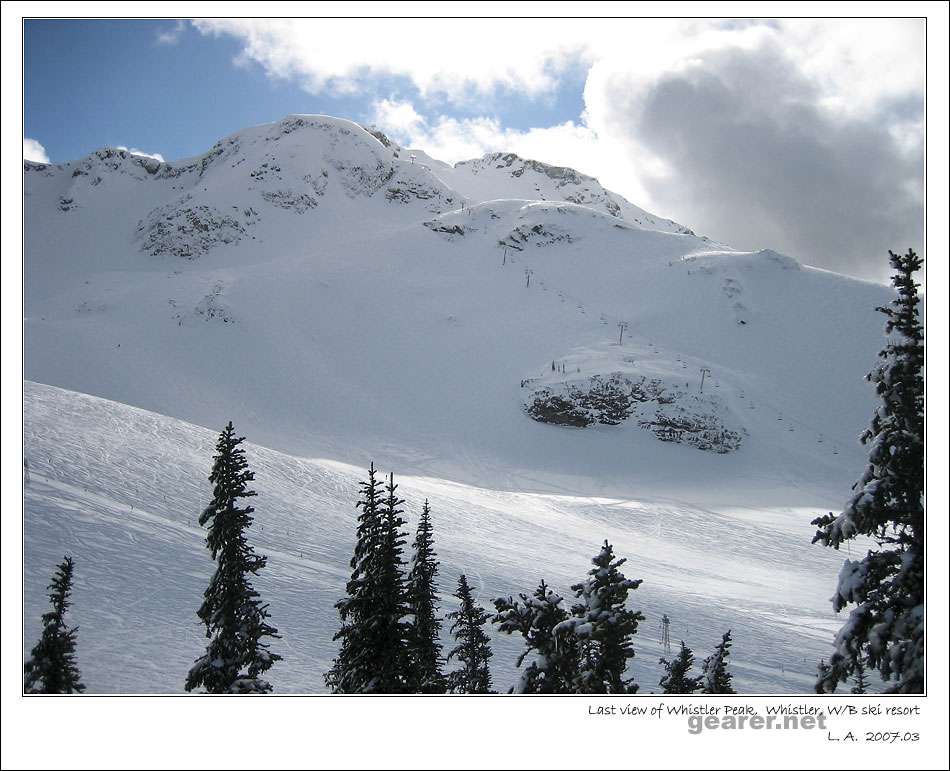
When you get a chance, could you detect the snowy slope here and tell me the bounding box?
[407,147,696,235]
[24,114,891,501]
[22,114,897,692]
[24,381,868,694]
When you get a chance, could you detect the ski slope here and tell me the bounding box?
[22,114,896,692]
[24,381,867,693]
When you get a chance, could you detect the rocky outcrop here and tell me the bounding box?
[525,373,743,453]
[193,283,234,324]
[423,220,467,239]
[526,374,666,427]
[137,196,253,258]
[502,221,575,250]
[386,175,459,212]
[637,409,743,453]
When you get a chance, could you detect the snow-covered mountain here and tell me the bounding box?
[23,114,894,692]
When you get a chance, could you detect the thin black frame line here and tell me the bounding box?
[19,13,930,698]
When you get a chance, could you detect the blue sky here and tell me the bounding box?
[23,18,925,282]
[25,19,586,164]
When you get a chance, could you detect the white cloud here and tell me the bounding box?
[116,146,165,163]
[579,25,924,281]
[194,18,595,101]
[370,99,426,136]
[199,18,924,281]
[155,20,187,46]
[24,137,50,164]
[193,18,923,116]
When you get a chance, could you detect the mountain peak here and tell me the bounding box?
[25,113,700,238]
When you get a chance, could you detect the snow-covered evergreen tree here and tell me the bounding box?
[326,467,413,692]
[373,472,414,691]
[406,500,446,693]
[186,422,280,693]
[701,630,736,694]
[446,573,493,693]
[24,556,85,694]
[554,540,644,693]
[326,463,384,692]
[812,249,924,694]
[493,579,580,694]
[659,640,702,694]
[815,658,831,692]
[850,654,870,694]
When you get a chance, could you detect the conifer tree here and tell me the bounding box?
[851,654,870,694]
[493,579,580,693]
[446,573,494,693]
[373,472,414,691]
[24,556,85,694]
[326,466,413,692]
[812,249,924,694]
[815,658,831,693]
[555,540,644,693]
[185,422,280,694]
[326,463,384,692]
[406,500,446,693]
[701,630,736,694]
[659,640,702,694]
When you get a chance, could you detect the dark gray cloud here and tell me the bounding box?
[606,43,924,284]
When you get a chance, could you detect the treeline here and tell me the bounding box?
[23,451,736,695]
[320,461,736,694]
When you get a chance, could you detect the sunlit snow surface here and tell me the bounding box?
[25,382,872,693]
[24,116,891,693]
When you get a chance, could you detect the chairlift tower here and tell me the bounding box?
[699,367,711,394]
